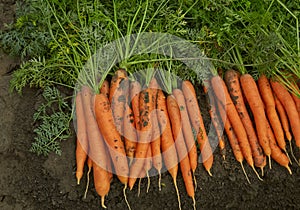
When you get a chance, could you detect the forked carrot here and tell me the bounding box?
[157,89,181,210]
[173,88,198,187]
[239,74,271,168]
[224,70,265,175]
[182,80,213,176]
[75,91,89,185]
[167,95,196,210]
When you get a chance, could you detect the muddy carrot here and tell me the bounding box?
[130,80,142,131]
[100,80,110,98]
[182,80,213,176]
[225,70,265,174]
[124,103,137,165]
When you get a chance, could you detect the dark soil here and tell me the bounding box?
[1,1,300,210]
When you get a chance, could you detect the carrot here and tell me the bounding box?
[224,70,265,175]
[128,87,154,190]
[267,121,292,174]
[124,103,137,165]
[291,93,300,116]
[167,94,196,210]
[94,93,129,183]
[75,91,89,185]
[100,79,110,98]
[274,95,292,141]
[270,81,300,149]
[129,80,142,131]
[109,69,129,136]
[81,86,110,208]
[258,75,286,153]
[203,83,226,160]
[156,89,181,210]
[173,88,198,186]
[149,78,162,191]
[239,74,271,168]
[182,80,213,176]
[83,157,93,199]
[211,75,256,170]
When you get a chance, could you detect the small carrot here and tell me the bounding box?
[224,70,265,174]
[129,86,154,190]
[239,74,271,168]
[271,80,300,150]
[124,103,137,165]
[167,95,196,210]
[274,95,292,141]
[182,80,213,176]
[258,75,286,153]
[267,121,292,174]
[173,88,198,184]
[157,89,181,210]
[211,75,256,170]
[75,91,89,185]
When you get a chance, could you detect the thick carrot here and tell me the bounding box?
[271,80,300,149]
[156,89,181,209]
[167,95,196,210]
[182,80,213,176]
[100,79,110,98]
[267,121,292,174]
[274,95,292,141]
[258,75,286,152]
[124,103,137,165]
[75,91,89,185]
[224,70,265,172]
[239,74,271,168]
[149,78,162,190]
[130,81,142,131]
[109,69,129,136]
[128,87,154,190]
[203,83,226,160]
[94,93,129,184]
[173,88,198,180]
[81,86,110,207]
[211,75,255,168]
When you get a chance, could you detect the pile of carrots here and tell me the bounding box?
[74,68,300,209]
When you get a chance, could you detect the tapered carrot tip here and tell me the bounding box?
[192,196,196,210]
[207,170,212,177]
[77,178,81,185]
[222,155,226,161]
[251,165,263,181]
[260,167,264,177]
[101,196,107,208]
[286,166,292,175]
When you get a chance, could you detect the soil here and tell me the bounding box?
[1,1,300,210]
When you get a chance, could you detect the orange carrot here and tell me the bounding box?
[149,78,162,190]
[258,75,286,152]
[274,95,292,141]
[75,91,89,185]
[167,94,196,210]
[128,87,154,190]
[225,70,265,173]
[130,80,142,130]
[271,80,300,149]
[211,75,255,169]
[203,83,226,160]
[239,74,271,168]
[109,69,129,136]
[81,86,110,207]
[291,93,300,116]
[94,93,129,184]
[124,103,137,165]
[267,121,292,174]
[156,89,181,209]
[100,79,110,98]
[173,88,198,180]
[182,80,213,176]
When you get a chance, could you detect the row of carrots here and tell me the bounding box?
[74,69,300,209]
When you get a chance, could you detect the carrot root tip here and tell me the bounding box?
[123,185,132,210]
[146,171,150,193]
[240,161,251,184]
[286,166,292,175]
[207,170,212,177]
[101,196,107,209]
[251,165,263,181]
[158,172,162,191]
[173,179,181,210]
[192,196,196,210]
